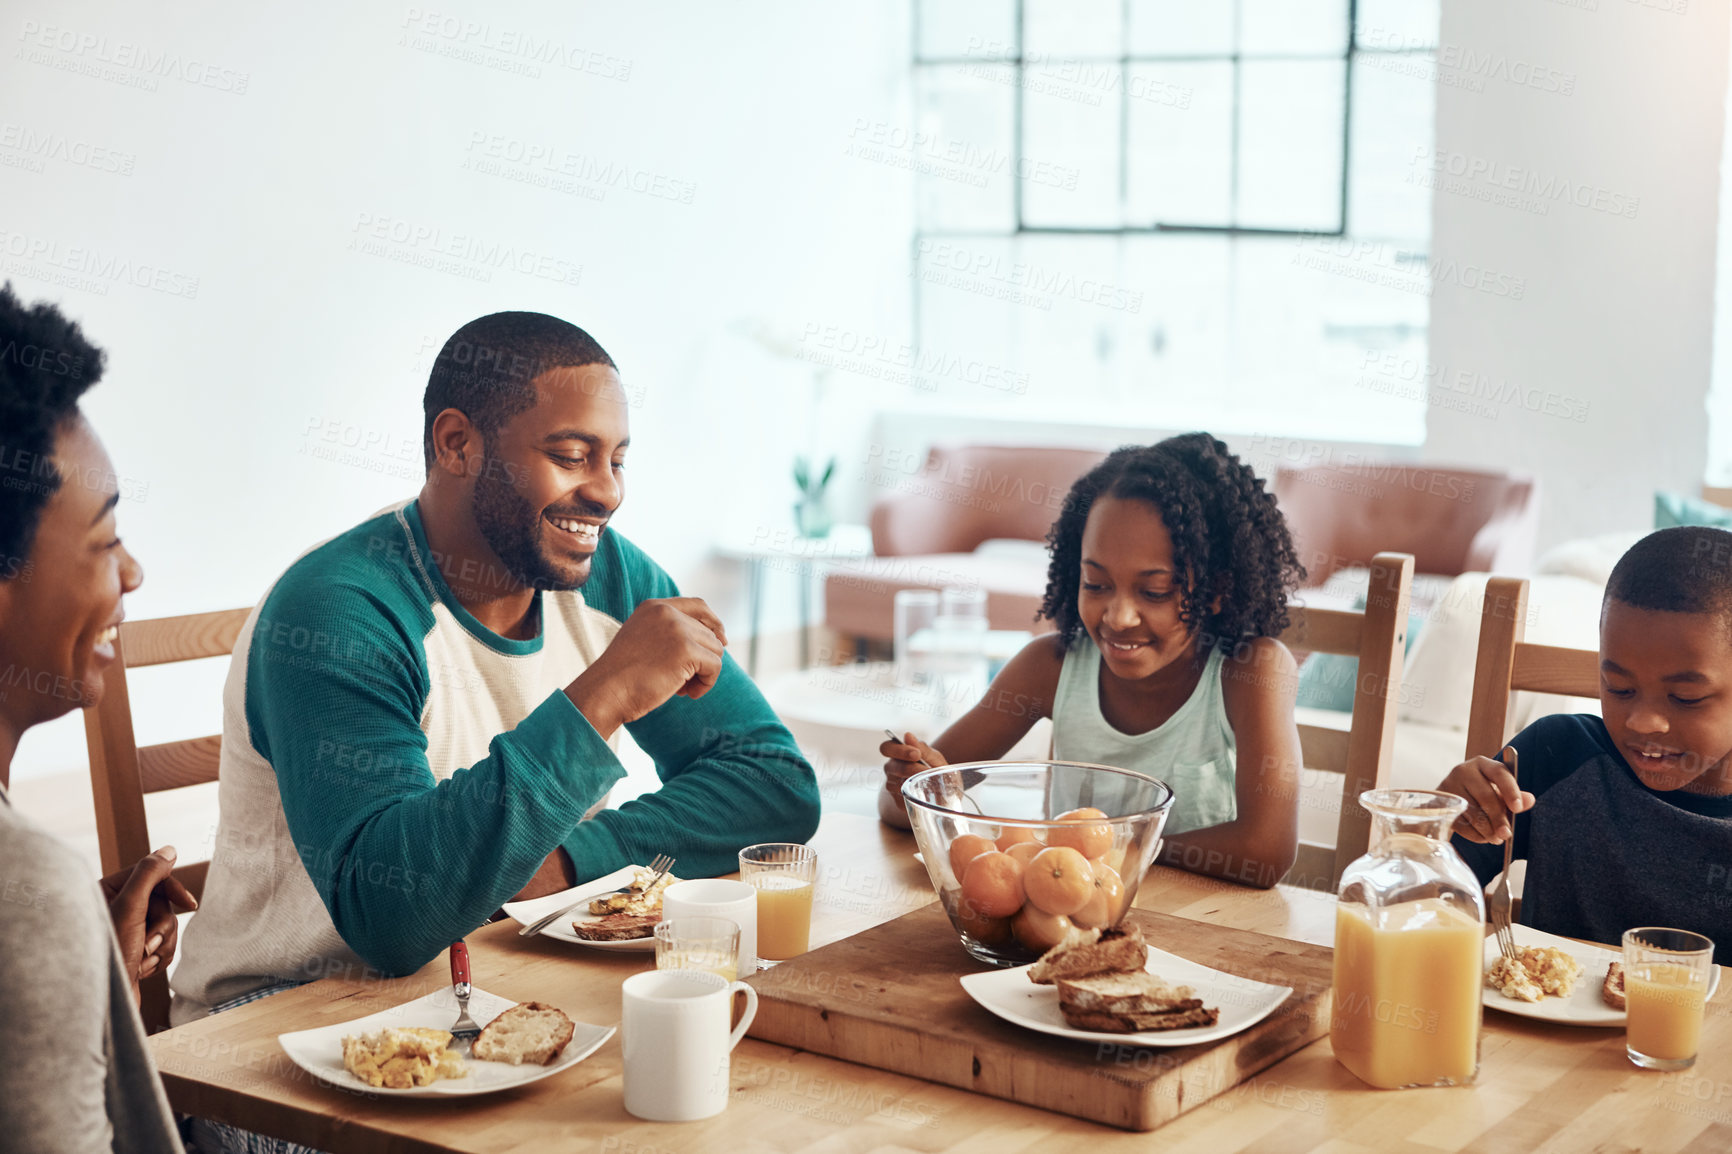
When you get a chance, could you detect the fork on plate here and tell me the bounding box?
[518,852,675,938]
[448,941,481,1054]
[1486,747,1519,962]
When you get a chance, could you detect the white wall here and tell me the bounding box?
[2,1,912,779]
[1425,0,1729,548]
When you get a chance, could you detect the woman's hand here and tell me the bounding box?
[1439,749,1535,843]
[99,845,199,1004]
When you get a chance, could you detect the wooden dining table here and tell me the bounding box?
[150,811,1732,1153]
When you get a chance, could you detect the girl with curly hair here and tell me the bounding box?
[879,433,1307,888]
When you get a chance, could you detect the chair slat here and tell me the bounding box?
[138,736,222,793]
[85,605,250,1033]
[1298,723,1351,773]
[1279,606,1364,657]
[1330,552,1415,890]
[1464,577,1530,759]
[120,608,250,668]
[1509,643,1599,698]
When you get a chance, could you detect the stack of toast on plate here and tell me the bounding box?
[1028,923,1220,1033]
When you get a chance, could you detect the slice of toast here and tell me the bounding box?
[472,1002,576,1066]
[1056,970,1201,1015]
[1060,1005,1221,1034]
[1603,961,1626,1010]
[1028,924,1148,985]
[571,912,660,941]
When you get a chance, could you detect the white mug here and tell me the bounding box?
[621,969,758,1122]
[664,878,759,977]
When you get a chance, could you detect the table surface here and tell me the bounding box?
[151,812,1732,1153]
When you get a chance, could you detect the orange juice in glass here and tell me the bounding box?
[740,843,817,967]
[1331,790,1485,1090]
[1623,927,1715,1070]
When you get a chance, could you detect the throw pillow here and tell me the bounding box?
[1655,491,1732,530]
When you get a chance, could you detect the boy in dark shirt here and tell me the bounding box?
[1440,526,1732,948]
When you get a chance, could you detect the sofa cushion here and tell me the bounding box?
[1535,530,1648,586]
[1399,571,1602,734]
[1655,491,1732,531]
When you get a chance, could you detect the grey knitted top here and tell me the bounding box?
[0,784,182,1153]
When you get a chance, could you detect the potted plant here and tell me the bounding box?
[793,454,835,539]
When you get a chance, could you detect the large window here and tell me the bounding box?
[909,0,1438,442]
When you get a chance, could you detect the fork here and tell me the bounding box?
[1486,747,1519,962]
[518,853,675,938]
[448,941,481,1055]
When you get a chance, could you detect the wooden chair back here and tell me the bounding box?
[83,606,251,1030]
[1463,577,1599,760]
[1277,552,1415,891]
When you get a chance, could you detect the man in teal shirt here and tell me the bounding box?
[173,311,820,1022]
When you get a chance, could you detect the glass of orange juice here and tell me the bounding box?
[655,917,742,982]
[739,843,817,968]
[1623,927,1715,1070]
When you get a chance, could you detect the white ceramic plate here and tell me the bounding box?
[959,946,1291,1047]
[277,987,613,1097]
[501,866,658,951]
[1480,923,1720,1026]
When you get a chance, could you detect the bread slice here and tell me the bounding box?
[1028,924,1147,985]
[1056,971,1201,1015]
[473,1002,576,1066]
[571,912,660,941]
[1060,1005,1221,1034]
[1603,961,1626,1010]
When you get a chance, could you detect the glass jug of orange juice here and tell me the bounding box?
[1332,790,1485,1090]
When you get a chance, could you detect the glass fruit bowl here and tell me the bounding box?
[901,761,1175,967]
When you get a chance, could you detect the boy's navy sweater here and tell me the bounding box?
[1453,714,1732,948]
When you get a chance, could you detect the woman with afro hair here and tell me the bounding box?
[880,433,1307,889]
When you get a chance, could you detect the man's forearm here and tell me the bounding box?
[511,847,578,902]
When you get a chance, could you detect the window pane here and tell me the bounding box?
[1248,236,1429,443]
[1237,59,1346,231]
[1347,55,1435,241]
[1021,65,1124,227]
[1240,0,1349,56]
[1356,0,1440,51]
[1117,234,1231,418]
[917,0,1017,61]
[999,235,1124,406]
[1125,61,1233,227]
[1126,0,1234,56]
[913,66,1018,232]
[915,237,1023,404]
[1024,0,1122,58]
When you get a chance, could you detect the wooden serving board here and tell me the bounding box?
[745,902,1334,1132]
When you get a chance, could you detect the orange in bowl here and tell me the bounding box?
[959,851,1026,919]
[1071,863,1126,930]
[1012,903,1075,952]
[1046,807,1113,860]
[1023,846,1095,917]
[947,834,997,882]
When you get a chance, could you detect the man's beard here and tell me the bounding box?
[471,468,587,592]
